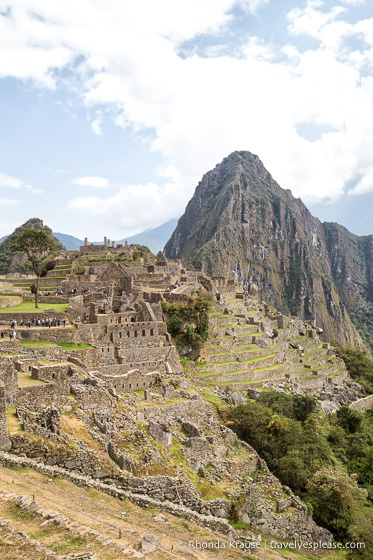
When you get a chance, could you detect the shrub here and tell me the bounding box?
[186,324,195,343]
[168,315,183,335]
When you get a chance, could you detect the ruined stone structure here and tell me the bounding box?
[0,247,363,546]
[79,237,132,257]
[0,381,11,452]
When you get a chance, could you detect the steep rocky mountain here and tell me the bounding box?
[0,218,65,275]
[165,151,373,353]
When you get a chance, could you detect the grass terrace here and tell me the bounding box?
[0,301,69,313]
[17,370,46,387]
[21,340,94,350]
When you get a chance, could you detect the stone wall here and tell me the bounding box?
[350,394,373,412]
[0,381,12,451]
[0,312,67,325]
[70,382,115,412]
[17,327,81,344]
[22,294,69,304]
[9,433,113,479]
[16,383,72,410]
[0,452,235,536]
[0,357,18,404]
[76,323,101,345]
[62,348,99,368]
[94,368,159,393]
[30,364,70,393]
[238,482,331,542]
[107,321,160,344]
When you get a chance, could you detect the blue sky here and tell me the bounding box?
[0,0,372,240]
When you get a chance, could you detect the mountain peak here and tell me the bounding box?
[165,152,373,354]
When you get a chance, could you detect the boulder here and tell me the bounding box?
[255,337,269,348]
[152,513,169,523]
[140,535,161,554]
[148,421,172,446]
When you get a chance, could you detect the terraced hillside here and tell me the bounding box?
[191,296,353,405]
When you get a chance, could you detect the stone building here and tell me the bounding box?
[79,237,133,258]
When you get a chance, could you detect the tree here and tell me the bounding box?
[337,405,363,434]
[11,230,56,308]
[307,466,367,538]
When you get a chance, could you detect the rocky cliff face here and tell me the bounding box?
[164,151,373,353]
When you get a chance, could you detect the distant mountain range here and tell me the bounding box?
[0,219,178,256]
[52,219,177,253]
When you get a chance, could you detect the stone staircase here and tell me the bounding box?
[176,466,202,499]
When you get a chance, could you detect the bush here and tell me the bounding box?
[336,405,363,434]
[74,264,85,276]
[168,315,183,335]
[186,324,195,343]
[162,295,211,342]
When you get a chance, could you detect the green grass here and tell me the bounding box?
[0,301,68,313]
[59,342,94,350]
[328,369,346,378]
[210,376,284,386]
[20,340,94,350]
[22,340,58,348]
[216,351,277,366]
[18,370,46,387]
[203,393,231,409]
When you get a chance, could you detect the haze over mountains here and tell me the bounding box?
[0,220,177,254]
[165,151,373,355]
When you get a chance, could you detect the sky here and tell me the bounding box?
[0,0,372,240]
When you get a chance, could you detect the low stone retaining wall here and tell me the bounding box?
[63,347,99,368]
[9,434,111,479]
[17,327,81,344]
[0,451,236,537]
[0,296,22,309]
[23,294,69,304]
[350,394,373,412]
[0,312,67,324]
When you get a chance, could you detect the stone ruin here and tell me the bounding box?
[0,381,12,452]
[0,248,364,544]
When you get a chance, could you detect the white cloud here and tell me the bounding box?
[237,0,270,14]
[69,180,188,235]
[0,0,372,228]
[72,176,110,188]
[91,110,103,135]
[0,172,23,188]
[348,168,373,195]
[0,171,43,193]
